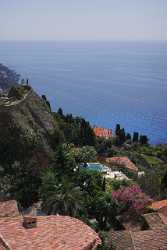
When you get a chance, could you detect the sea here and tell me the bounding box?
[0,41,167,145]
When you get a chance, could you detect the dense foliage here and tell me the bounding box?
[53,108,96,146]
[39,142,119,230]
[0,86,167,250]
[112,185,152,219]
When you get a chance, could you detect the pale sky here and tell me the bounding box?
[0,0,167,41]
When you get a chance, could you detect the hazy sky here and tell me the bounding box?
[0,0,167,41]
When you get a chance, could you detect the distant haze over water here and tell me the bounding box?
[0,41,167,144]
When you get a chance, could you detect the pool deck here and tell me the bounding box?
[84,163,129,180]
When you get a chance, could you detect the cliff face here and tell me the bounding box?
[0,86,58,163]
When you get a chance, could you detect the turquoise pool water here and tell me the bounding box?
[86,163,108,173]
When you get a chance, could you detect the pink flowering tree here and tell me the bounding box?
[112,185,152,218]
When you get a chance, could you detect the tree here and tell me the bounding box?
[80,119,96,146]
[126,133,132,142]
[54,143,97,171]
[41,94,51,111]
[139,135,149,145]
[133,132,139,143]
[0,119,36,165]
[0,159,42,208]
[70,145,97,163]
[26,78,29,85]
[75,169,104,197]
[46,100,51,111]
[90,192,118,230]
[115,128,126,145]
[96,137,116,156]
[41,176,84,217]
[39,169,58,201]
[53,144,76,176]
[42,95,47,101]
[115,124,121,136]
[112,185,152,218]
[138,172,162,199]
[110,179,133,191]
[119,128,126,144]
[57,108,64,117]
[54,112,96,147]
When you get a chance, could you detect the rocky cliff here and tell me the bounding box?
[0,85,58,164]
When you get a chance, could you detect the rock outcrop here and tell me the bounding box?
[0,85,58,163]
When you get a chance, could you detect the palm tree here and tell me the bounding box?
[42,178,84,217]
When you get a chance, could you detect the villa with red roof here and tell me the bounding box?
[106,156,138,172]
[93,127,112,139]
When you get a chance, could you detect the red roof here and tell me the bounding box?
[151,200,167,210]
[106,157,138,172]
[0,200,19,218]
[108,212,167,250]
[109,228,167,250]
[93,127,112,138]
[0,215,101,250]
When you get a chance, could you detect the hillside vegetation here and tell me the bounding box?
[0,84,167,250]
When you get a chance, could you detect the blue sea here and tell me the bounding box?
[0,41,167,144]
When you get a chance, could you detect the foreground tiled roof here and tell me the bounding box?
[0,233,11,250]
[109,228,167,250]
[132,228,167,250]
[108,230,134,250]
[106,156,138,172]
[143,213,166,230]
[0,215,101,250]
[108,212,167,250]
[0,200,19,218]
[110,228,167,250]
[93,127,112,138]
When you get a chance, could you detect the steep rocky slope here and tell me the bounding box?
[0,86,58,163]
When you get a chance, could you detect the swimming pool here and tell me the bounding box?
[85,163,109,173]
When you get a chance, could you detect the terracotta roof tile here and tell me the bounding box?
[108,230,134,250]
[151,200,167,210]
[0,216,101,250]
[109,212,167,250]
[143,213,167,230]
[109,228,167,250]
[132,228,167,250]
[93,127,112,138]
[0,234,11,250]
[106,157,138,172]
[0,200,19,218]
